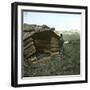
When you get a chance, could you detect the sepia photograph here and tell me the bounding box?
[22,11,81,77]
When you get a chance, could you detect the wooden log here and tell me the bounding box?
[23,32,30,40]
[24,41,34,50]
[23,31,35,40]
[24,45,36,58]
[50,48,59,52]
[24,37,33,46]
[50,44,59,48]
[24,45,36,55]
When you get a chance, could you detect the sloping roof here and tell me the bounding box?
[23,30,60,42]
[23,24,60,41]
[32,30,60,40]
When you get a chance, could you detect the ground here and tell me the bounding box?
[23,39,80,77]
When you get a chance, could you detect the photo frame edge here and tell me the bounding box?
[11,2,88,87]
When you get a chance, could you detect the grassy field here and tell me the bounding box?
[23,33,80,77]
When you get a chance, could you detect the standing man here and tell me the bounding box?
[59,34,64,58]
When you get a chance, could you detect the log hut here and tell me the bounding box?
[23,24,60,62]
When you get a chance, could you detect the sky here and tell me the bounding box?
[23,11,81,31]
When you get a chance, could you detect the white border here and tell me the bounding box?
[18,5,86,84]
